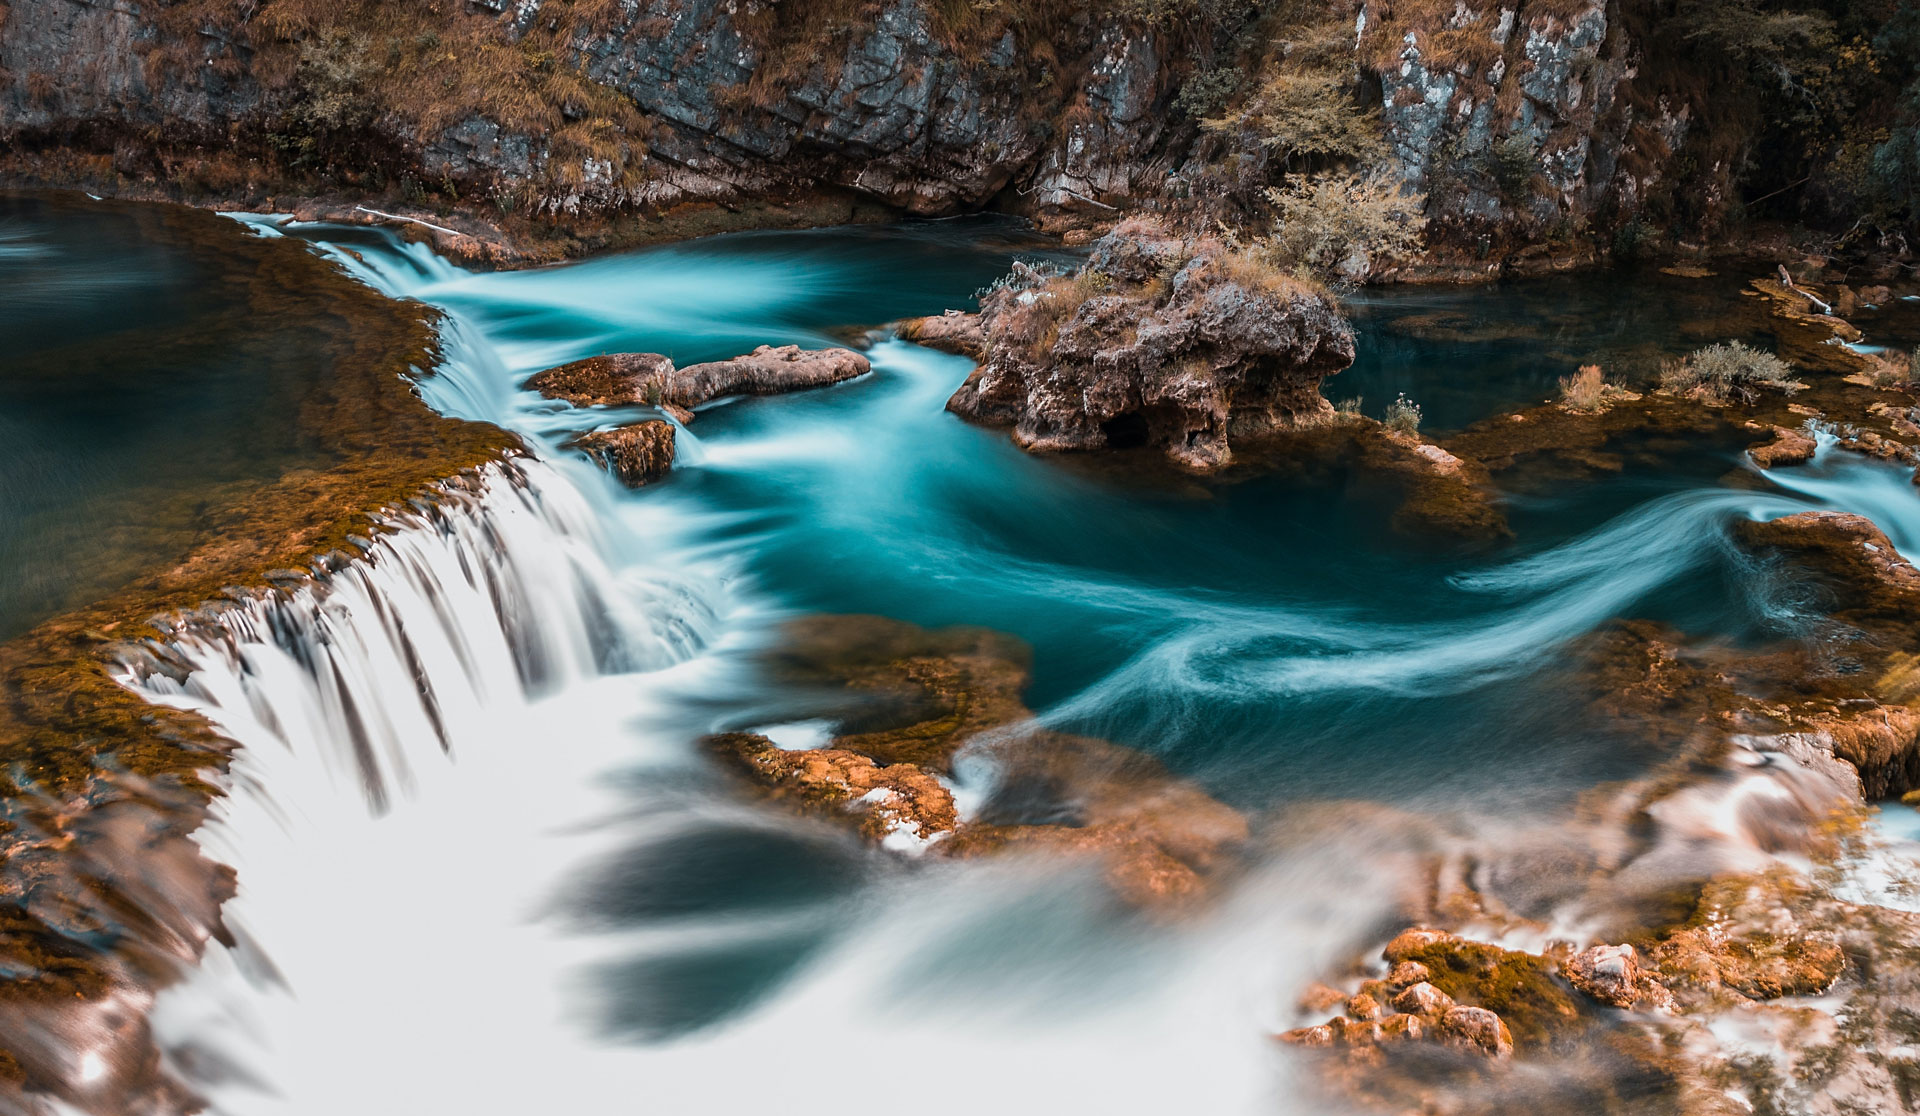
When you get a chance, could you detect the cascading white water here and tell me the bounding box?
[116,454,772,1114]
[121,458,715,812]
[108,218,1920,1116]
[114,459,1324,1116]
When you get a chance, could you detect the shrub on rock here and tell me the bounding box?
[947,216,1356,471]
[1659,341,1801,405]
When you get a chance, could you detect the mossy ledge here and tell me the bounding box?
[0,196,513,1111]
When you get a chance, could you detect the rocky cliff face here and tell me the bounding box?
[567,0,1173,216]
[0,1,1891,264]
[0,0,1185,224]
[1351,0,1702,263]
[0,0,263,141]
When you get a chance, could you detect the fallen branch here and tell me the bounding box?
[353,205,461,237]
[1777,264,1834,315]
[1014,181,1117,210]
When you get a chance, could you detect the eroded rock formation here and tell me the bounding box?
[671,345,871,406]
[946,218,1356,471]
[895,311,984,358]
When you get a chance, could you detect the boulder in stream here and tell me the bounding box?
[1747,424,1818,468]
[525,345,871,411]
[946,217,1356,471]
[896,311,985,358]
[670,345,871,406]
[567,420,676,488]
[525,352,674,407]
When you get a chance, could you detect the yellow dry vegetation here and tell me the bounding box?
[147,0,650,200]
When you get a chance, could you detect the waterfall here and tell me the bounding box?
[111,453,762,1116]
[92,218,1920,1116]
[119,458,716,813]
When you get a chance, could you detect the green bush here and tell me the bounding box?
[1175,66,1244,118]
[1384,393,1422,435]
[1265,168,1427,283]
[1659,342,1800,404]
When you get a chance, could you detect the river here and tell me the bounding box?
[4,196,1918,1114]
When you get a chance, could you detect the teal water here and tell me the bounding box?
[21,202,1920,1114]
[0,194,419,639]
[309,219,1846,810]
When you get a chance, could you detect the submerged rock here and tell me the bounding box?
[1745,279,1872,376]
[1741,510,1920,604]
[1747,424,1818,468]
[566,420,675,487]
[713,613,1246,907]
[1649,872,1849,1004]
[525,346,870,411]
[705,732,957,847]
[1357,428,1510,540]
[940,731,1251,909]
[1382,930,1586,1049]
[762,613,1033,771]
[946,218,1356,471]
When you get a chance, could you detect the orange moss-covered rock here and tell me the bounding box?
[1384,931,1586,1049]
[1646,873,1848,1004]
[567,420,676,487]
[525,352,676,407]
[1746,424,1817,468]
[704,732,957,844]
[896,311,983,358]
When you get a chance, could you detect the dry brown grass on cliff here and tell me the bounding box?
[1265,167,1427,283]
[1204,12,1385,165]
[1211,244,1321,301]
[147,0,650,199]
[1866,347,1917,387]
[1356,0,1528,100]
